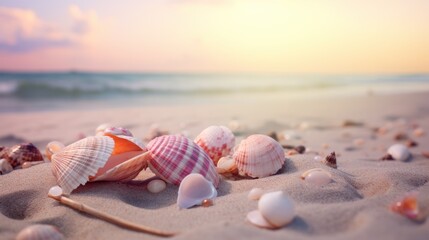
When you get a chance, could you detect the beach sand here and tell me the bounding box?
[1,92,429,239]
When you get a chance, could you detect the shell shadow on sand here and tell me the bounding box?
[0,190,38,220]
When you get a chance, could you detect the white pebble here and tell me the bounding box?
[387,144,411,161]
[147,179,167,193]
[49,186,63,197]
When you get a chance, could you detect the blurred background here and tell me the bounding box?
[0,0,428,112]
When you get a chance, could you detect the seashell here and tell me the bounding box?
[3,143,43,168]
[45,141,65,161]
[216,156,237,174]
[194,126,235,164]
[95,123,112,136]
[390,191,420,220]
[177,173,217,209]
[51,135,145,194]
[16,224,64,240]
[233,134,284,178]
[146,135,220,187]
[147,179,167,193]
[387,144,411,161]
[323,152,337,168]
[0,158,13,175]
[301,168,332,187]
[247,191,295,229]
[248,188,265,201]
[104,127,133,137]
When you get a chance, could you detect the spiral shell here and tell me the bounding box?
[146,135,220,187]
[16,224,64,240]
[194,126,235,164]
[2,143,43,168]
[233,134,285,178]
[51,135,145,194]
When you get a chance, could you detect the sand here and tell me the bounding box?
[1,92,429,239]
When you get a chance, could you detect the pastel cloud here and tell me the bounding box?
[0,5,98,53]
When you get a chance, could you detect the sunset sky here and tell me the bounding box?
[0,0,428,74]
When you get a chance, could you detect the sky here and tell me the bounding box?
[0,0,428,74]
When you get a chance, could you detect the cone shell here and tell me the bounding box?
[194,126,235,164]
[233,134,284,178]
[16,224,64,240]
[146,135,220,187]
[3,143,43,168]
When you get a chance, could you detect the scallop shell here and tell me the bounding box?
[51,135,145,194]
[194,126,235,164]
[146,135,220,187]
[0,158,13,175]
[247,191,295,229]
[3,143,43,168]
[301,168,332,187]
[177,173,217,209]
[233,134,284,178]
[387,144,411,161]
[16,224,64,240]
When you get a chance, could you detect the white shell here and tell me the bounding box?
[177,173,217,209]
[45,141,65,161]
[387,144,411,161]
[233,134,284,178]
[246,210,274,229]
[49,186,63,198]
[0,158,13,175]
[301,168,332,187]
[216,156,237,174]
[248,188,265,201]
[147,179,167,193]
[16,224,64,240]
[257,191,295,228]
[194,126,235,164]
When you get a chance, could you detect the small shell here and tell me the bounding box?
[95,123,112,136]
[301,168,332,187]
[177,173,217,209]
[3,143,43,168]
[194,126,235,164]
[247,191,295,229]
[146,135,220,187]
[387,144,411,161]
[52,135,145,194]
[248,188,265,201]
[45,141,65,161]
[391,191,420,220]
[147,179,167,193]
[216,156,237,174]
[104,127,133,137]
[0,158,13,175]
[233,134,284,178]
[323,152,337,168]
[16,224,64,240]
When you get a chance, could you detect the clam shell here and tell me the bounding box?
[301,168,332,187]
[0,158,13,175]
[146,135,220,187]
[194,126,235,164]
[177,173,217,209]
[3,143,43,168]
[387,144,411,161]
[233,134,284,178]
[16,224,64,240]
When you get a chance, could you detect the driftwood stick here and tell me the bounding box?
[48,192,177,237]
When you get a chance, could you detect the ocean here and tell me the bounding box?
[0,72,428,112]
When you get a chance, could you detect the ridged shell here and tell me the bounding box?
[194,126,235,164]
[177,173,217,209]
[233,134,285,178]
[16,224,64,240]
[146,135,220,187]
[3,143,44,168]
[51,136,115,194]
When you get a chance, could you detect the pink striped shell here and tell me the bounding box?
[194,126,235,164]
[146,135,220,187]
[233,134,285,178]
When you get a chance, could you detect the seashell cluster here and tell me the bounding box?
[146,135,220,187]
[0,143,44,169]
[387,144,411,161]
[194,126,235,164]
[301,168,332,187]
[16,224,64,240]
[177,173,217,209]
[218,134,284,178]
[247,191,295,229]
